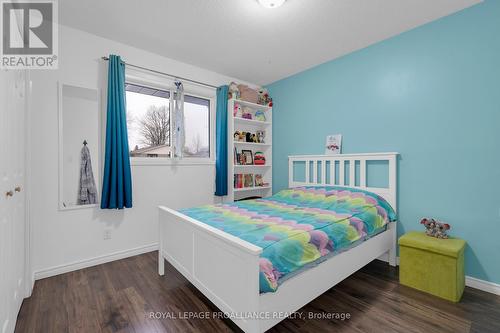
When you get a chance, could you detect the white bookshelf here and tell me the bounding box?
[227,98,272,202]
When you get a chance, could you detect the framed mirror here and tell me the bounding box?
[58,83,100,210]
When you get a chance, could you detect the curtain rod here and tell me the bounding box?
[101,56,219,89]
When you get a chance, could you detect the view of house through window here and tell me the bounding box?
[125,83,211,158]
[126,83,171,157]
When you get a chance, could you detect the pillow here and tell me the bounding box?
[267,186,397,222]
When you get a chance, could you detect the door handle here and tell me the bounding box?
[15,186,21,192]
[5,190,13,197]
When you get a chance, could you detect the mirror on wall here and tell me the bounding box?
[58,83,100,210]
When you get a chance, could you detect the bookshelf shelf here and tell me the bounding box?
[234,164,272,168]
[234,117,271,126]
[232,99,271,111]
[233,186,272,193]
[233,142,271,147]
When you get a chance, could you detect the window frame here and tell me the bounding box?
[125,68,215,166]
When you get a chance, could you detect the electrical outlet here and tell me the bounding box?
[103,229,112,240]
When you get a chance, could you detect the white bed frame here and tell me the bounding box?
[158,153,398,333]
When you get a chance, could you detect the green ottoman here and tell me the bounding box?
[399,231,466,302]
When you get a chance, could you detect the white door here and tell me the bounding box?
[0,69,27,333]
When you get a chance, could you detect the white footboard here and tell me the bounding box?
[158,206,262,333]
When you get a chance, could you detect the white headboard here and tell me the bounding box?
[288,153,398,210]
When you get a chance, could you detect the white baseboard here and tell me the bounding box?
[465,276,500,296]
[33,243,158,280]
[376,255,500,296]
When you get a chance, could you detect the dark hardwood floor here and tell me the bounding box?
[15,252,500,333]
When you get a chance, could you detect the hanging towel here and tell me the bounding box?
[78,145,98,205]
[172,81,185,158]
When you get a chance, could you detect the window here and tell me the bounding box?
[183,95,210,158]
[126,83,171,158]
[125,82,212,160]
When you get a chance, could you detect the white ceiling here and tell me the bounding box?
[60,0,481,85]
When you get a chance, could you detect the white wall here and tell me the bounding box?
[30,25,255,277]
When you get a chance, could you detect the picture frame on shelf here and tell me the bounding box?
[242,150,253,165]
[238,152,246,165]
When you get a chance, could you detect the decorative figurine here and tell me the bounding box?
[420,218,451,239]
[256,130,265,144]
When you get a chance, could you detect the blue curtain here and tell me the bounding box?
[215,85,229,196]
[101,55,133,209]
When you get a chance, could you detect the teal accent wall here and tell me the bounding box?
[268,1,500,284]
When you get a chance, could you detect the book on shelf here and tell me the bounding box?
[244,174,254,188]
[254,174,263,187]
[234,173,264,189]
[233,174,243,189]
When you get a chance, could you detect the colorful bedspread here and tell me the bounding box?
[180,186,396,293]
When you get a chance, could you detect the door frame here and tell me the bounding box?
[24,70,33,297]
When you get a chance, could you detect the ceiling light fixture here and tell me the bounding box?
[258,0,286,9]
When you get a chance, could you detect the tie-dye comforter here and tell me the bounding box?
[181,186,396,293]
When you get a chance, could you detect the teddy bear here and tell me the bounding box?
[257,88,273,107]
[420,218,437,237]
[233,103,243,118]
[242,106,253,119]
[420,218,451,239]
[228,82,240,100]
[435,222,451,239]
[254,110,266,122]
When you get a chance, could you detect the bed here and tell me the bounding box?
[158,153,398,333]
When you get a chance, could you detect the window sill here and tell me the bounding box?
[131,158,215,166]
